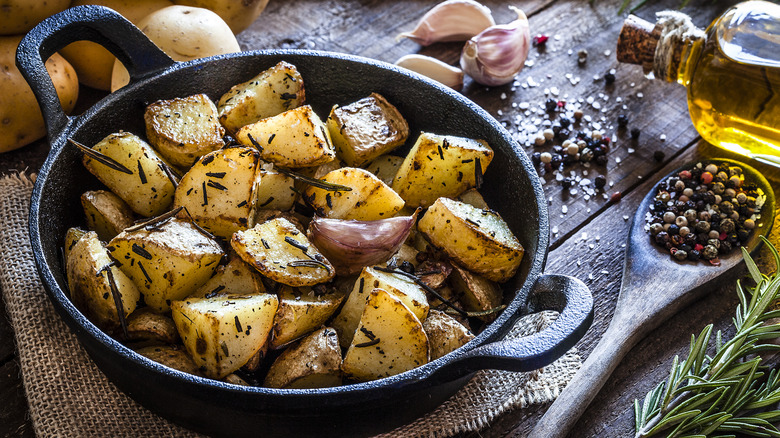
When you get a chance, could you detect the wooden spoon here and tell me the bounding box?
[528,158,776,438]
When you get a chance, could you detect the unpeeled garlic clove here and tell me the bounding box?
[395,54,464,91]
[460,6,531,87]
[397,0,495,46]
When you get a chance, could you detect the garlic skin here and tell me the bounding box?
[460,6,531,87]
[395,54,464,90]
[397,0,495,46]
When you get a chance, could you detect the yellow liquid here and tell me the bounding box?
[681,1,780,167]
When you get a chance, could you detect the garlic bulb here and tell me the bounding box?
[397,0,495,46]
[395,54,464,90]
[460,6,530,87]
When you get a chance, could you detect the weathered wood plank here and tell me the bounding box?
[0,359,34,438]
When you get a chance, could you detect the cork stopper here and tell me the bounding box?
[616,15,662,74]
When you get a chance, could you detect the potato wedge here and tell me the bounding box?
[392,132,493,208]
[231,218,335,287]
[264,327,342,389]
[135,344,202,376]
[457,188,489,210]
[81,190,135,241]
[217,61,305,134]
[81,132,176,216]
[326,93,409,167]
[173,146,262,239]
[423,309,474,360]
[108,218,224,312]
[235,105,335,168]
[331,266,428,348]
[66,231,140,331]
[64,227,88,260]
[450,263,504,322]
[302,167,405,220]
[124,308,180,344]
[191,253,266,298]
[364,154,404,187]
[270,285,346,349]
[172,292,278,379]
[342,288,429,381]
[418,197,523,282]
[144,93,225,167]
[255,165,297,211]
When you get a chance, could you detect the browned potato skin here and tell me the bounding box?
[135,345,203,376]
[270,285,346,349]
[64,227,88,261]
[123,308,180,345]
[81,190,135,242]
[423,309,475,360]
[450,263,503,322]
[263,327,342,389]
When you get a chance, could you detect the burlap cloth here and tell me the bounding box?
[0,172,581,437]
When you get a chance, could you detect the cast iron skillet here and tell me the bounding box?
[18,6,594,437]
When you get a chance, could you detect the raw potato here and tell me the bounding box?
[423,309,474,360]
[66,231,141,331]
[418,197,524,282]
[135,344,203,375]
[218,61,305,134]
[231,218,335,287]
[82,132,175,217]
[270,285,345,349]
[1,35,78,152]
[264,327,343,389]
[108,218,224,312]
[364,154,404,187]
[302,167,405,221]
[124,308,180,344]
[144,93,225,167]
[326,93,409,167]
[392,132,493,208]
[190,253,266,298]
[0,0,70,35]
[172,292,278,379]
[81,190,135,242]
[342,288,429,381]
[235,105,336,168]
[173,146,261,238]
[111,5,240,91]
[450,263,503,322]
[331,266,428,348]
[60,0,174,90]
[172,0,270,34]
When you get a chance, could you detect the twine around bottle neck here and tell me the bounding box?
[652,11,706,82]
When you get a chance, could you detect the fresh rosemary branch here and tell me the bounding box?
[635,237,780,438]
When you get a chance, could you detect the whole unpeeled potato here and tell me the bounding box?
[110,5,240,92]
[172,0,270,34]
[59,0,174,91]
[0,35,79,153]
[0,0,71,35]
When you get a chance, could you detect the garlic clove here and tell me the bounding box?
[460,6,531,87]
[397,0,495,46]
[395,54,464,91]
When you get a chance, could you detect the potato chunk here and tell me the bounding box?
[144,93,225,167]
[66,231,140,331]
[81,190,135,241]
[364,154,404,187]
[108,218,224,312]
[231,218,335,287]
[392,133,493,208]
[270,285,345,349]
[218,61,305,134]
[254,166,297,211]
[64,227,88,260]
[264,327,342,389]
[423,309,474,360]
[302,167,404,220]
[135,345,203,376]
[124,308,180,345]
[342,288,429,381]
[450,263,503,322]
[82,132,175,216]
[172,293,278,379]
[331,266,428,348]
[235,105,335,168]
[173,146,262,239]
[190,253,266,298]
[418,197,523,282]
[326,93,409,167]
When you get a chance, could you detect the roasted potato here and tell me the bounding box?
[423,309,475,360]
[172,292,278,379]
[81,190,135,242]
[264,327,342,389]
[190,253,267,298]
[418,197,523,282]
[342,288,429,381]
[64,227,88,260]
[302,167,405,221]
[364,154,404,187]
[450,263,503,322]
[135,344,203,375]
[108,218,224,312]
[457,188,489,209]
[217,61,305,134]
[124,308,180,344]
[270,285,345,349]
[326,93,409,167]
[254,165,297,211]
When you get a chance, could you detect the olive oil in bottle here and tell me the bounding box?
[617,1,780,167]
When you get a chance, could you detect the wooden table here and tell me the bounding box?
[2,0,778,436]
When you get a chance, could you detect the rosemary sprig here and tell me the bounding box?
[635,237,780,438]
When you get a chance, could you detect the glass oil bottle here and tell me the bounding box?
[617,1,780,168]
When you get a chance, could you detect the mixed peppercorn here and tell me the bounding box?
[646,162,766,265]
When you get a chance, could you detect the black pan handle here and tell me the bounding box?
[16,5,174,141]
[426,274,593,383]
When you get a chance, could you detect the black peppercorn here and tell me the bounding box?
[630,128,641,140]
[668,224,680,235]
[617,114,629,128]
[531,152,541,166]
[655,231,670,246]
[604,71,616,84]
[653,150,665,162]
[687,249,701,261]
[559,117,572,128]
[595,155,608,166]
[545,98,557,112]
[594,175,606,189]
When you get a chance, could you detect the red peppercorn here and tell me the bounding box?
[694,244,704,252]
[700,171,713,184]
[533,34,549,46]
[679,170,692,180]
[719,232,727,240]
[610,192,622,202]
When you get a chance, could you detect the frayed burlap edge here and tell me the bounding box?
[0,172,580,437]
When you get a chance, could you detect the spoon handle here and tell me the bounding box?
[527,313,639,438]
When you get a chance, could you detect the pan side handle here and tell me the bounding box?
[15,5,174,140]
[425,274,593,383]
